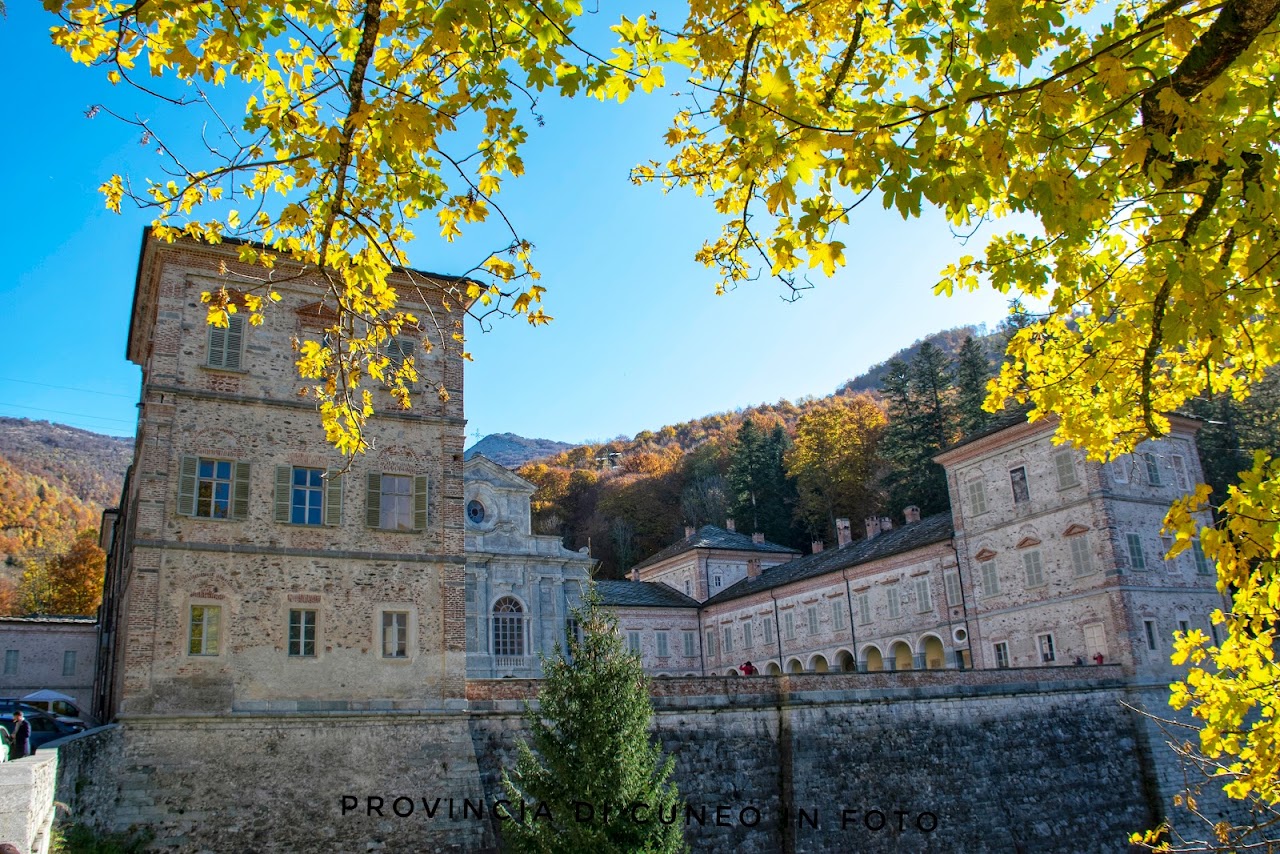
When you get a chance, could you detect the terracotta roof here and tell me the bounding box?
[702,513,955,606]
[594,580,701,609]
[630,525,799,573]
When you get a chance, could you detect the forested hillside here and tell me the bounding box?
[520,324,1280,579]
[0,418,131,615]
[519,328,1005,577]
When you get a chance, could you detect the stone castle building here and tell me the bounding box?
[602,416,1222,684]
[55,230,1231,852]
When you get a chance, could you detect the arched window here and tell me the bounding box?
[492,597,525,657]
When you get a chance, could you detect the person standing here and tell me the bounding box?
[10,712,31,759]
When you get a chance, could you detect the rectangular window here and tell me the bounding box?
[1193,540,1212,575]
[1111,457,1129,484]
[981,562,1000,597]
[886,583,901,619]
[179,457,249,521]
[1172,455,1189,490]
[207,314,245,370]
[994,642,1010,669]
[706,630,717,658]
[713,574,722,589]
[291,467,325,526]
[684,580,692,596]
[189,605,221,656]
[856,592,872,625]
[382,611,408,658]
[1160,536,1179,573]
[1010,467,1030,504]
[1023,550,1045,587]
[1209,622,1220,646]
[656,631,669,658]
[1038,633,1056,663]
[806,606,819,635]
[289,609,317,657]
[966,479,988,515]
[1127,533,1147,570]
[385,336,416,379]
[566,618,582,647]
[743,622,754,648]
[3,650,17,675]
[784,611,796,641]
[683,631,696,658]
[722,626,733,653]
[831,600,845,631]
[1144,452,1162,486]
[1083,623,1106,661]
[1178,620,1190,636]
[379,474,414,531]
[1054,450,1079,489]
[197,459,233,519]
[628,631,642,654]
[762,619,774,645]
[944,572,962,607]
[62,650,76,677]
[1069,536,1094,576]
[1144,620,1158,651]
[914,576,932,613]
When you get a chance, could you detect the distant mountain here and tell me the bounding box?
[0,418,133,564]
[465,433,577,468]
[837,325,996,394]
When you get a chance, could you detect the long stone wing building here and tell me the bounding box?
[603,416,1223,682]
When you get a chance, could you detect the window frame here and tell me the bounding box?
[1009,466,1031,504]
[993,641,1010,669]
[62,650,76,677]
[206,313,246,370]
[188,604,222,656]
[1069,535,1094,577]
[783,611,796,641]
[367,473,428,532]
[1144,452,1162,486]
[1022,549,1045,588]
[381,610,410,659]
[1037,632,1056,663]
[886,582,901,619]
[1126,533,1147,570]
[831,599,846,631]
[1144,619,1158,652]
[914,576,932,613]
[491,598,525,658]
[806,605,819,635]
[288,608,318,658]
[3,650,17,675]
[981,562,1001,598]
[856,592,872,625]
[655,630,669,658]
[1053,450,1079,489]
[743,621,754,648]
[682,630,696,658]
[966,479,988,515]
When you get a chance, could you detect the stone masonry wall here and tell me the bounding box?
[468,670,1163,854]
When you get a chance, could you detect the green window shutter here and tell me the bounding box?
[366,473,382,528]
[324,470,342,527]
[224,315,244,370]
[413,475,429,532]
[207,325,226,368]
[232,461,251,520]
[274,466,292,523]
[177,456,199,516]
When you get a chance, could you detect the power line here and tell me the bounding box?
[0,403,135,427]
[0,376,136,400]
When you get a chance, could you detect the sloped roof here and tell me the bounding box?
[464,453,536,493]
[630,525,799,573]
[702,513,955,606]
[595,580,701,609]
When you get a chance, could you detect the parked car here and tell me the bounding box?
[0,701,83,753]
[17,696,96,730]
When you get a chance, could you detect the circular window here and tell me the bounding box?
[466,500,486,524]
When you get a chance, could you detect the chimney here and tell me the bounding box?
[837,518,852,547]
[684,525,695,539]
[880,516,894,534]
[812,540,824,554]
[629,568,639,581]
[747,558,761,578]
[752,532,765,544]
[864,516,879,541]
[904,505,921,524]
[726,518,736,532]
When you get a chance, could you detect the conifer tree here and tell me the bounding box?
[955,336,993,439]
[500,593,686,854]
[727,419,795,544]
[880,348,952,517]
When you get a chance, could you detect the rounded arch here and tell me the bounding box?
[491,595,527,658]
[764,662,782,676]
[920,634,946,669]
[786,658,805,674]
[726,668,740,676]
[808,653,829,673]
[861,645,884,672]
[890,640,914,671]
[835,649,856,672]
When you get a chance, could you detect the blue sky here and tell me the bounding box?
[2,6,1025,446]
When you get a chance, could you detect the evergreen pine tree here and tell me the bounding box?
[500,593,686,854]
[955,335,993,439]
[879,347,953,517]
[727,418,765,533]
